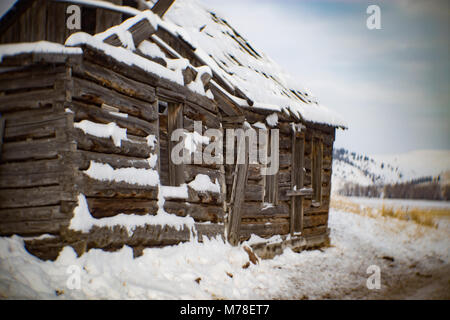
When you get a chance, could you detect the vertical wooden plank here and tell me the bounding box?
[264,130,279,204]
[317,138,323,202]
[290,132,297,235]
[96,1,122,34]
[0,117,5,159]
[167,102,184,186]
[312,137,323,204]
[290,132,305,234]
[18,5,28,42]
[10,13,21,43]
[33,0,47,42]
[293,133,305,233]
[155,100,161,181]
[228,136,249,245]
[46,1,66,44]
[81,6,97,35]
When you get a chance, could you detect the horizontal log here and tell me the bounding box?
[5,109,70,126]
[182,187,224,205]
[1,138,75,162]
[69,100,158,137]
[65,221,223,250]
[0,170,64,189]
[24,236,66,261]
[0,52,81,67]
[0,64,66,82]
[241,202,289,219]
[195,223,225,241]
[241,110,265,123]
[164,201,225,223]
[68,224,190,249]
[302,225,328,236]
[0,105,55,123]
[250,232,330,259]
[72,77,158,121]
[72,60,156,103]
[303,213,328,228]
[222,115,246,124]
[86,198,159,218]
[304,205,329,215]
[0,186,76,209]
[76,150,152,171]
[240,221,290,240]
[0,88,66,113]
[183,165,222,184]
[0,205,66,223]
[184,102,221,128]
[0,219,68,236]
[77,175,158,200]
[0,158,66,176]
[73,128,151,159]
[286,188,313,197]
[156,86,185,103]
[0,71,66,93]
[4,115,69,142]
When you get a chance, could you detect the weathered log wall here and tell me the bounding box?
[0,51,225,260]
[0,61,78,262]
[0,62,75,238]
[0,49,335,260]
[66,51,226,255]
[0,0,127,45]
[232,110,335,241]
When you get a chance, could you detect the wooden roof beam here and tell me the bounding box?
[151,0,176,18]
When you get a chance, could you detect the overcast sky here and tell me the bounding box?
[200,0,449,156]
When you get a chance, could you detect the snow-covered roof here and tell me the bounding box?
[162,0,346,128]
[0,0,347,128]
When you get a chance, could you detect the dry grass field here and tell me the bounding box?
[331,196,450,229]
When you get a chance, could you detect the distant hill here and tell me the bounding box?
[331,148,450,200]
[331,148,403,193]
[372,150,450,181]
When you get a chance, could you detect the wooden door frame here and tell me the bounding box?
[290,131,305,235]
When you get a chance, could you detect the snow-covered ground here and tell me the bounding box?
[0,199,449,299]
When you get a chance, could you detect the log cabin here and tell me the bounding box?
[0,0,346,260]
